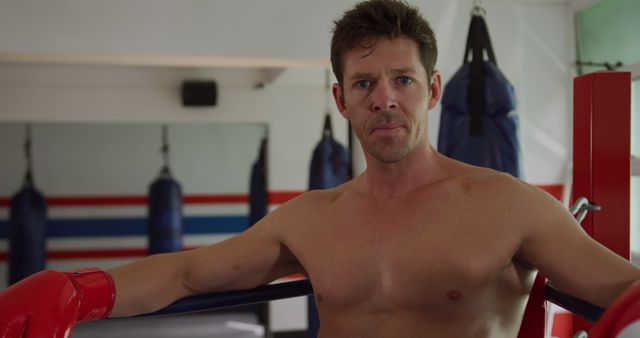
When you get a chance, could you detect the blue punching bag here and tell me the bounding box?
[147,126,183,255]
[309,115,351,190]
[9,185,48,285]
[307,114,351,338]
[8,126,47,285]
[437,12,521,178]
[249,137,268,227]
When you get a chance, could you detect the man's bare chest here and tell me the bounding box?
[289,198,530,315]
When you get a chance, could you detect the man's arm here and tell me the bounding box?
[0,196,305,337]
[108,199,304,317]
[513,179,640,309]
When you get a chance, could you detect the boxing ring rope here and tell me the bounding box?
[142,280,313,317]
[545,284,603,323]
[141,279,605,323]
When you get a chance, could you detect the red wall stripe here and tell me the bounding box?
[49,196,148,206]
[0,192,297,207]
[536,184,564,201]
[268,191,304,204]
[0,192,300,207]
[185,195,248,204]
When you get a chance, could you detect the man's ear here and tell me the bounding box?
[332,83,349,119]
[428,70,442,110]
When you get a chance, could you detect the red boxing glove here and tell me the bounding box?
[590,280,640,338]
[0,268,115,338]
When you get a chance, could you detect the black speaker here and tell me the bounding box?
[181,80,217,106]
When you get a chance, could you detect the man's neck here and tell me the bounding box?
[359,143,445,201]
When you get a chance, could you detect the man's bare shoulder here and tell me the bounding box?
[434,163,565,228]
[434,164,520,195]
[259,183,353,230]
[440,164,549,201]
[289,183,353,207]
[466,169,562,212]
[450,165,577,245]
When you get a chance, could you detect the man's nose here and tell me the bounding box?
[370,81,397,111]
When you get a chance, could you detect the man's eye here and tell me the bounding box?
[354,80,370,89]
[398,76,413,86]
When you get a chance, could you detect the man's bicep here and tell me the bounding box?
[183,218,300,294]
[519,192,639,308]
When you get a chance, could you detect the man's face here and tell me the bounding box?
[333,37,441,164]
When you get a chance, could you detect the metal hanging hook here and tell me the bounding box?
[23,124,34,186]
[472,0,486,16]
[324,68,332,114]
[160,124,172,177]
[24,124,32,166]
[323,68,333,139]
[573,330,588,338]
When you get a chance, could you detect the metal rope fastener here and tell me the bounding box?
[570,196,602,224]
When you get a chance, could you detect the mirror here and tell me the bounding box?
[0,122,267,285]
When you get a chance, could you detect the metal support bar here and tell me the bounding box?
[141,280,313,317]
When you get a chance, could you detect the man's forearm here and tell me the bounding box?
[107,252,195,317]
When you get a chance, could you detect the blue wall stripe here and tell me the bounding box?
[0,215,249,238]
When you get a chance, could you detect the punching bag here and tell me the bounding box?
[437,12,521,178]
[249,137,268,227]
[307,114,351,338]
[309,115,351,190]
[8,126,47,285]
[9,184,47,285]
[147,126,183,255]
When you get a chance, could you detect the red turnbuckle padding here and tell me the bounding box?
[590,281,640,337]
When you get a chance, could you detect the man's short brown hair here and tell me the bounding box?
[331,0,437,85]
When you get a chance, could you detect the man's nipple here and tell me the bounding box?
[446,289,463,301]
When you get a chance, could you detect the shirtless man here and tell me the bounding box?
[1,1,639,337]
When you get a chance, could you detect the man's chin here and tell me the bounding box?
[368,147,412,163]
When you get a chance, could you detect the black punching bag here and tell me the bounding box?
[437,10,521,178]
[249,137,268,227]
[9,125,48,285]
[147,126,183,255]
[309,115,351,190]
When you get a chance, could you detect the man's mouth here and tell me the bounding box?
[370,124,404,135]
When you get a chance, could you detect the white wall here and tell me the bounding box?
[0,0,354,63]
